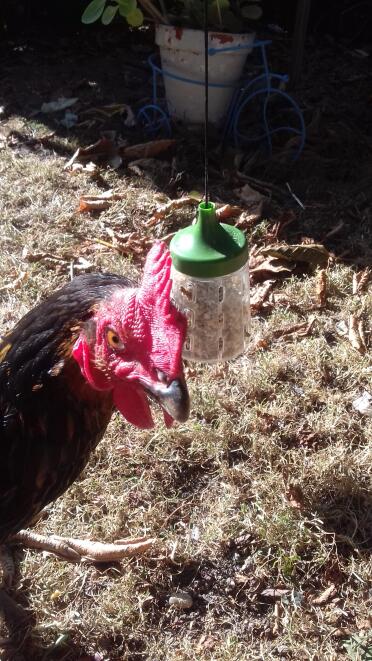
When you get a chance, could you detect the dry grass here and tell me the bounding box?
[0,118,371,661]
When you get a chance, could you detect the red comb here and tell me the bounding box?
[138,241,172,313]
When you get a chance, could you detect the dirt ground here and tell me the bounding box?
[0,20,371,661]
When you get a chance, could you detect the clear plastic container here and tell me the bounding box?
[171,263,250,363]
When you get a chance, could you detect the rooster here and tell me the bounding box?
[0,242,189,571]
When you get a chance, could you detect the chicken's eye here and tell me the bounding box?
[106,329,125,351]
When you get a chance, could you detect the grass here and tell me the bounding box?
[0,117,371,660]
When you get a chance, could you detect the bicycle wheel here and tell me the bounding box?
[232,87,305,160]
[137,104,172,138]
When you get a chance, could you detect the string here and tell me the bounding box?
[204,0,209,206]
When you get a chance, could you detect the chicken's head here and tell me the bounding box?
[72,242,189,429]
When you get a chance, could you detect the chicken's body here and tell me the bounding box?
[0,244,189,554]
[0,274,124,543]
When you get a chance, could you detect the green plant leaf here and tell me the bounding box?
[343,633,372,661]
[118,0,136,17]
[241,3,263,19]
[215,8,241,31]
[126,7,144,26]
[81,0,106,24]
[102,4,119,24]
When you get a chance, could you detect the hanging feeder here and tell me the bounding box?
[168,0,250,363]
[170,201,250,363]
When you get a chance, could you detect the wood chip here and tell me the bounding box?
[310,584,337,605]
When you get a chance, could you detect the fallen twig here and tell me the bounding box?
[316,269,327,307]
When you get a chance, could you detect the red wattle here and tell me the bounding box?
[113,383,154,430]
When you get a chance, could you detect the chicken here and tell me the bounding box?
[0,242,189,567]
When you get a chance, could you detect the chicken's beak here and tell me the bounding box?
[145,378,190,423]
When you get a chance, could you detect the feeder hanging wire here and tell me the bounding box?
[204,0,209,206]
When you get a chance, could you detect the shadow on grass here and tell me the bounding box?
[0,546,93,661]
[309,481,372,555]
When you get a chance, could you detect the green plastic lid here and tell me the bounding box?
[170,201,248,278]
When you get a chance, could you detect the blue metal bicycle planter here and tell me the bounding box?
[137,39,306,160]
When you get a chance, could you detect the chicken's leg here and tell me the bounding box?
[10,530,156,562]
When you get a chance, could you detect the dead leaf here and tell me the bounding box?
[127,158,168,176]
[70,161,98,173]
[235,210,261,231]
[259,244,330,269]
[215,204,243,222]
[0,271,28,293]
[41,97,78,113]
[92,232,152,261]
[267,210,296,242]
[79,199,111,212]
[250,257,295,283]
[310,584,337,606]
[78,190,124,213]
[297,431,319,448]
[64,137,121,171]
[234,183,264,207]
[285,484,305,510]
[316,269,327,307]
[196,634,217,652]
[233,184,264,225]
[356,615,372,630]
[353,268,371,295]
[146,197,197,227]
[348,314,366,354]
[120,139,176,161]
[261,588,291,599]
[352,391,372,417]
[234,573,250,584]
[250,281,275,312]
[251,337,271,352]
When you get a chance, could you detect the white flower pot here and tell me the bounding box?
[155,24,255,126]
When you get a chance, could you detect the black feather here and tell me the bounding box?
[0,272,134,542]
[0,272,134,400]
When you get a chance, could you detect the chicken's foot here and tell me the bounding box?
[10,530,157,563]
